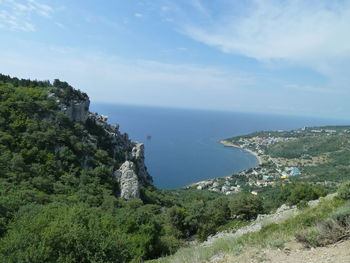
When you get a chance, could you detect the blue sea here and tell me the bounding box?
[91,103,348,189]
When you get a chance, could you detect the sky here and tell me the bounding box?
[0,0,349,119]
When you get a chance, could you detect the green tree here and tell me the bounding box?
[229,192,264,220]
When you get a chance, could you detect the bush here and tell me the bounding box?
[296,205,350,247]
[338,181,350,200]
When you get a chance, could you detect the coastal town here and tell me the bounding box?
[188,126,350,195]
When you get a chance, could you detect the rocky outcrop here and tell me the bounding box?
[48,89,90,123]
[60,98,90,122]
[114,161,140,199]
[113,143,152,199]
[87,112,152,199]
[131,142,152,184]
[52,91,151,199]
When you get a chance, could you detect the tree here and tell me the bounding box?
[229,192,264,220]
[167,206,189,238]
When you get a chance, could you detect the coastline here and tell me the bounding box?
[185,140,263,189]
[219,140,262,165]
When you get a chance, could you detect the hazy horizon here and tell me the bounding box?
[92,101,350,123]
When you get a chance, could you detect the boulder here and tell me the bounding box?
[114,161,140,199]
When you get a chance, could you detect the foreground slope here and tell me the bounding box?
[152,192,350,263]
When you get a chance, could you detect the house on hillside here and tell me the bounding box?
[289,167,302,176]
[280,167,302,179]
[251,189,263,195]
[256,180,267,187]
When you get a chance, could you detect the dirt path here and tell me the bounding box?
[212,239,350,263]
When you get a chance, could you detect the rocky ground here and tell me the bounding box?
[210,239,350,263]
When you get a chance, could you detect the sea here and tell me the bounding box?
[91,103,348,189]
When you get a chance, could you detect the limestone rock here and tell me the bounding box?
[61,98,90,122]
[131,142,152,184]
[54,89,152,199]
[115,161,140,199]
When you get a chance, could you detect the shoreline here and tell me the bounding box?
[184,140,263,189]
[219,140,263,165]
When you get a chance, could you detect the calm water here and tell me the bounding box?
[91,103,348,189]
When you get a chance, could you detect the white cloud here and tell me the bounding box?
[134,13,144,18]
[0,0,54,31]
[176,0,350,64]
[26,0,53,17]
[161,0,350,97]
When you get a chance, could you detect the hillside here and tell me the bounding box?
[188,127,350,213]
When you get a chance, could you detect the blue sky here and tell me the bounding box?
[0,0,350,119]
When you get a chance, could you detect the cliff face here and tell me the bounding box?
[60,99,90,122]
[57,90,152,199]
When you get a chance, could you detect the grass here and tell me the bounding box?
[149,197,346,263]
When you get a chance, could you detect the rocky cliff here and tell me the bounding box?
[55,87,152,199]
[60,98,90,122]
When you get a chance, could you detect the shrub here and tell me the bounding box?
[296,205,350,247]
[338,181,350,200]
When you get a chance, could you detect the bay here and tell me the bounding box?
[91,103,347,189]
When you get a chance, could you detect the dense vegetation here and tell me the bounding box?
[265,135,350,159]
[262,131,350,183]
